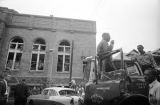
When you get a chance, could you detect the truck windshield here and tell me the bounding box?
[125,62,140,76]
[114,61,140,76]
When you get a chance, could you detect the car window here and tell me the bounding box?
[59,90,77,96]
[49,89,57,96]
[42,89,49,95]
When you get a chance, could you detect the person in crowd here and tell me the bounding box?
[144,68,160,105]
[69,82,72,88]
[0,74,7,105]
[14,79,29,105]
[70,79,77,90]
[97,32,116,78]
[78,85,85,97]
[3,74,10,103]
[132,45,158,73]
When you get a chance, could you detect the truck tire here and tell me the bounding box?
[117,94,150,105]
[27,100,34,105]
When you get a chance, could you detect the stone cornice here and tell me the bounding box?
[1,12,96,34]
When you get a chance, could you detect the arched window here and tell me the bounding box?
[6,37,24,70]
[30,38,46,71]
[57,40,71,72]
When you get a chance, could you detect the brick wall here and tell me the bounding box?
[0,7,96,86]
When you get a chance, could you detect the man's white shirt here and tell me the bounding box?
[149,79,160,105]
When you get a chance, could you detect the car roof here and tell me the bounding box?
[44,87,75,92]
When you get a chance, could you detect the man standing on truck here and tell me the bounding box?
[144,69,160,105]
[132,45,158,73]
[97,32,116,78]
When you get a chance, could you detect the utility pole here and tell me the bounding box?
[48,49,54,87]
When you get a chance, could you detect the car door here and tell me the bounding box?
[126,62,148,96]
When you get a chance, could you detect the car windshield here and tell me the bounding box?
[59,90,77,96]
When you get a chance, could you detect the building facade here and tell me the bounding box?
[0,7,96,89]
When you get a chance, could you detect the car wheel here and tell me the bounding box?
[27,100,34,105]
[118,95,150,105]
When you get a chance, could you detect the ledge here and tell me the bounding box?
[1,12,96,34]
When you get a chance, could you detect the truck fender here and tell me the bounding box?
[117,94,150,105]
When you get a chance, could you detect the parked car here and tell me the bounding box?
[27,87,81,105]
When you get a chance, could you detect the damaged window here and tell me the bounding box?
[30,38,46,71]
[57,40,71,72]
[6,38,23,70]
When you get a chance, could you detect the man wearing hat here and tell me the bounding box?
[132,45,158,73]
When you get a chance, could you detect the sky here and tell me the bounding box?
[0,0,160,52]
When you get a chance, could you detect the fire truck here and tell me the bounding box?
[82,48,151,105]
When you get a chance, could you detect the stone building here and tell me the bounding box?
[0,7,96,90]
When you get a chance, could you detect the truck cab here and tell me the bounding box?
[114,60,148,96]
[82,48,150,105]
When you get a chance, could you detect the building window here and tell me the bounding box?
[6,37,23,70]
[30,38,46,71]
[57,40,71,72]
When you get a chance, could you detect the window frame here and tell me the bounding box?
[30,39,46,71]
[6,38,24,70]
[57,41,71,73]
[49,89,58,96]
